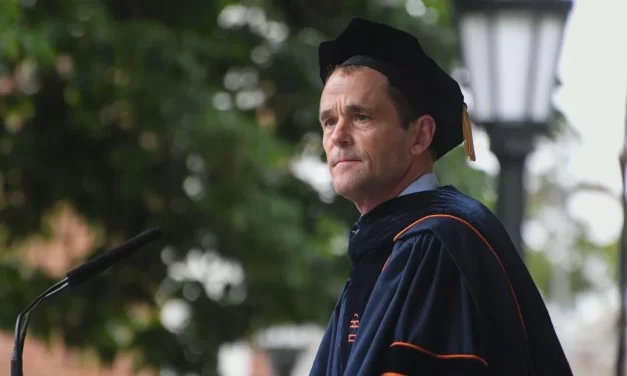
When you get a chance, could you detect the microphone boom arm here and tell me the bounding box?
[11,278,70,376]
[9,227,162,376]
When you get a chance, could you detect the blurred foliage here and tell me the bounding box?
[525,142,621,299]
[0,0,496,374]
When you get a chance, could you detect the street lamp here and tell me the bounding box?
[452,0,573,257]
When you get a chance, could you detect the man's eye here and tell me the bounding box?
[324,119,337,127]
[356,114,369,122]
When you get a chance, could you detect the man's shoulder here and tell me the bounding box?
[435,185,496,219]
[391,187,519,291]
[394,186,510,251]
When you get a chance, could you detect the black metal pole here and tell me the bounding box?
[486,124,541,260]
[495,154,527,256]
[616,159,627,376]
[614,83,627,375]
[265,348,303,376]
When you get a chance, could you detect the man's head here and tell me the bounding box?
[320,65,436,211]
[317,18,474,213]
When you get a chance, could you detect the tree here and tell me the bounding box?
[0,0,493,373]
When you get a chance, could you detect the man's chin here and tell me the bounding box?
[332,181,362,201]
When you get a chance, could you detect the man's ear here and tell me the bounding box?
[409,114,436,157]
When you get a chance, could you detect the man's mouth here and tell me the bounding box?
[334,159,359,167]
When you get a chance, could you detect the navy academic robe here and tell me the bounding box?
[309,186,572,376]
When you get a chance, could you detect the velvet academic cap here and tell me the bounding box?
[318,18,475,161]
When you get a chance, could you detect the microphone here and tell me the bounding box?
[10,228,163,376]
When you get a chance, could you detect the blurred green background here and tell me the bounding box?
[0,0,618,375]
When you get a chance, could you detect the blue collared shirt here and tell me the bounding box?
[398,172,439,196]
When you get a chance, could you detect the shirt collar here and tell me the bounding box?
[398,172,439,197]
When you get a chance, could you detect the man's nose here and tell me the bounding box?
[329,118,353,146]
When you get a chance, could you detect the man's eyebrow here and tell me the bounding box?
[345,103,374,113]
[319,103,374,121]
[319,108,333,122]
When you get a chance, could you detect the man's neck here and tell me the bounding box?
[354,165,434,215]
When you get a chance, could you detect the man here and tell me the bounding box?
[309,18,572,376]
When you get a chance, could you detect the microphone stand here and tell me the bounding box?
[11,278,70,376]
[9,227,162,376]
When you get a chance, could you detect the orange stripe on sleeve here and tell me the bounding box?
[381,373,407,376]
[381,256,391,271]
[391,214,527,336]
[390,341,488,367]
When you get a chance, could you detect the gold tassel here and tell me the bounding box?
[462,104,476,162]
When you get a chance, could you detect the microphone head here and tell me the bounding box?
[66,227,163,288]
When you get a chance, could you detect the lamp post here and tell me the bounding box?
[452,0,573,258]
[257,325,317,376]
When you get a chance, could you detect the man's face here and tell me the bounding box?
[319,67,413,202]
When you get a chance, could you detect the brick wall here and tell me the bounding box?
[0,332,154,376]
